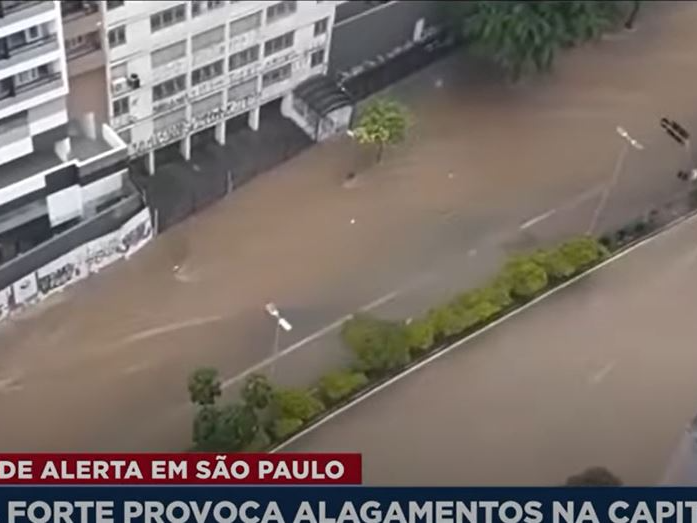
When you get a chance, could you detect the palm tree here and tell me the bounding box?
[624,1,641,30]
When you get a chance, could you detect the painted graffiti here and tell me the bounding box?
[128,94,260,157]
[0,209,154,324]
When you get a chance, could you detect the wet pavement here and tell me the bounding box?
[1,1,697,453]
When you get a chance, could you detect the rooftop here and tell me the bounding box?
[0,118,121,191]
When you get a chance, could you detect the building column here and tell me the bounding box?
[215,121,226,145]
[248,106,260,131]
[146,151,156,176]
[180,134,191,161]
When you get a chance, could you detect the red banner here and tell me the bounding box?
[0,453,361,484]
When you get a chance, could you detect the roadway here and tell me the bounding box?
[0,1,696,452]
[285,213,697,486]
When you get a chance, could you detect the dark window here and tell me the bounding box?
[150,4,186,33]
[112,97,129,117]
[191,0,224,17]
[266,0,296,23]
[310,48,324,67]
[228,45,259,71]
[191,59,223,86]
[264,31,293,57]
[108,25,126,48]
[106,0,124,10]
[152,74,186,101]
[313,17,328,36]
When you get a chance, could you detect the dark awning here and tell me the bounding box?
[294,75,353,117]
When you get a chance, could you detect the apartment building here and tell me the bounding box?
[100,0,352,174]
[0,0,132,264]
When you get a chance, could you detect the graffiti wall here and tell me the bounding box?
[0,208,153,322]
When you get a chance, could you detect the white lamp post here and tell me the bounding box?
[587,126,644,235]
[264,302,292,378]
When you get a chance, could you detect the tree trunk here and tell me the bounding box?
[376,142,384,164]
[625,1,641,30]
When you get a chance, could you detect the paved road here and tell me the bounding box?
[286,213,697,486]
[1,2,697,452]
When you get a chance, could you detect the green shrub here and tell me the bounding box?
[318,370,369,404]
[270,417,304,441]
[558,236,608,270]
[273,388,325,422]
[502,256,549,298]
[341,314,410,374]
[428,304,464,338]
[404,318,435,353]
[532,248,576,279]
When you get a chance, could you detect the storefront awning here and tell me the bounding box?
[293,75,353,117]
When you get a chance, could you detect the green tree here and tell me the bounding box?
[558,236,608,270]
[187,367,221,406]
[318,370,369,404]
[565,467,623,486]
[273,388,325,422]
[404,318,435,354]
[192,405,220,449]
[242,374,274,410]
[532,248,576,280]
[352,99,410,163]
[454,1,620,81]
[341,314,411,374]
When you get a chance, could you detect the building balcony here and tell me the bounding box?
[66,42,104,77]
[60,0,99,22]
[0,72,63,114]
[0,34,59,72]
[0,1,54,28]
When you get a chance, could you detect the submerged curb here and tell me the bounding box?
[270,208,697,452]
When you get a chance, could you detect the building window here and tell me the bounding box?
[266,1,296,23]
[112,97,129,117]
[192,25,224,53]
[228,45,259,71]
[228,77,257,100]
[191,59,223,86]
[314,17,328,36]
[106,0,124,10]
[152,74,186,101]
[264,31,293,57]
[154,108,186,132]
[191,0,225,17]
[15,64,50,87]
[108,25,126,48]
[192,91,223,117]
[151,40,186,69]
[150,4,186,33]
[229,11,261,37]
[65,30,100,58]
[310,48,324,68]
[262,64,291,87]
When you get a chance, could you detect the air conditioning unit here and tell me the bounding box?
[112,77,128,95]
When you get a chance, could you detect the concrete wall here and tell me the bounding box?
[328,0,444,76]
[0,203,152,322]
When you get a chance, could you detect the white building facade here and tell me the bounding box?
[102,0,343,174]
[0,0,133,265]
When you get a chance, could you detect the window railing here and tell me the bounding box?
[0,0,43,18]
[66,39,101,60]
[0,34,56,60]
[61,0,99,19]
[14,72,62,95]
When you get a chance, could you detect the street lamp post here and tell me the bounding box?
[587,126,644,235]
[264,302,292,379]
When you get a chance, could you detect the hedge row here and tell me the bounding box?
[188,236,608,450]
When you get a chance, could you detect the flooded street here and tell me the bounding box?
[1,2,697,453]
[286,213,697,486]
